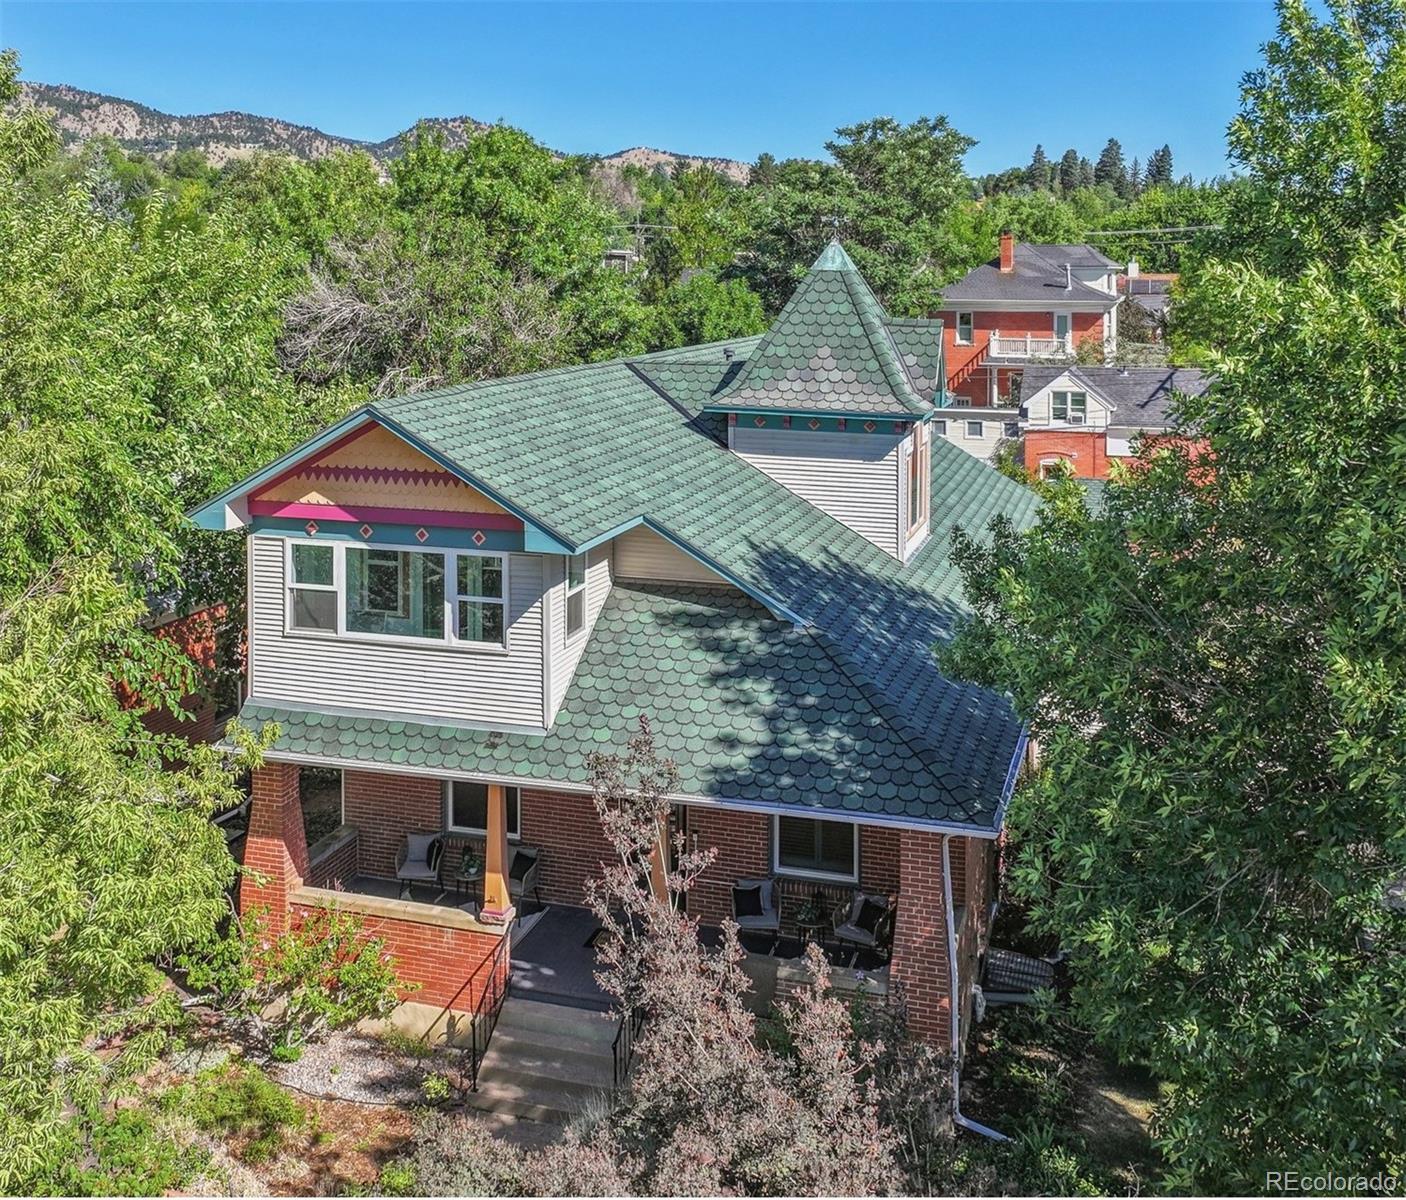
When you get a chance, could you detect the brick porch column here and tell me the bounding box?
[239,762,309,928]
[889,828,952,1046]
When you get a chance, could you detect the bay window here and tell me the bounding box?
[774,815,858,881]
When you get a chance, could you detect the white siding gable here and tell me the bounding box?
[612,526,729,585]
[1024,373,1113,431]
[731,425,903,557]
[248,534,546,731]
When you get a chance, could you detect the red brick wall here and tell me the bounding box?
[860,824,901,894]
[241,763,308,924]
[343,770,442,878]
[889,829,952,1044]
[688,806,770,926]
[290,898,507,1014]
[518,787,617,908]
[936,309,1107,404]
[1025,428,1110,480]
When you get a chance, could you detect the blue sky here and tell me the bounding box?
[3,2,1278,179]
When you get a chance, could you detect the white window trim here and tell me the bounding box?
[443,780,521,840]
[933,418,948,436]
[965,420,984,440]
[285,538,341,637]
[771,815,860,883]
[282,537,511,653]
[906,425,929,534]
[565,553,588,641]
[451,549,510,649]
[955,311,974,346]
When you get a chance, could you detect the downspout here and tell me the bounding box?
[941,833,1009,1142]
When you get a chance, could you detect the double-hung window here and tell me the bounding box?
[1051,390,1087,425]
[288,543,337,632]
[774,815,858,881]
[966,420,984,439]
[565,554,587,638]
[445,780,520,838]
[955,311,974,345]
[454,553,507,646]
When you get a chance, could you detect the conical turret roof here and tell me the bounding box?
[708,241,933,418]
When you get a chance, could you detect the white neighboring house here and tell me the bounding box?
[929,408,1022,464]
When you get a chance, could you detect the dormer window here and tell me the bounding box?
[566,554,587,638]
[1052,390,1088,425]
[348,547,444,639]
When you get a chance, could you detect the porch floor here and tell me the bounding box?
[510,905,612,1012]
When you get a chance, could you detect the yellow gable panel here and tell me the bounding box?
[253,422,508,515]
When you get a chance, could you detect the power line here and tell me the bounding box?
[1083,224,1222,236]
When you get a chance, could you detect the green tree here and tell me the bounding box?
[645,271,766,350]
[1058,147,1081,193]
[1026,143,1051,191]
[940,3,1406,1186]
[1094,137,1127,194]
[742,115,975,315]
[1144,143,1174,187]
[0,558,254,1191]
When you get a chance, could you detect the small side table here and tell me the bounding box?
[795,916,829,950]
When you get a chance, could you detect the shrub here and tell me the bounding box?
[58,1108,208,1197]
[182,905,408,1053]
[162,1062,306,1165]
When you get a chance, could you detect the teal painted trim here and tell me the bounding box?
[522,527,575,555]
[250,517,525,552]
[188,408,377,529]
[570,515,806,627]
[705,409,916,430]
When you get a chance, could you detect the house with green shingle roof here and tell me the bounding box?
[192,242,1038,1057]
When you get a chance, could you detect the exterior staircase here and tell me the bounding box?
[463,995,618,1123]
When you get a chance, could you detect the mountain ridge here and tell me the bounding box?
[19,81,752,183]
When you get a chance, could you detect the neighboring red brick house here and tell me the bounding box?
[1020,364,1212,479]
[120,602,238,746]
[191,243,1038,1102]
[930,233,1125,466]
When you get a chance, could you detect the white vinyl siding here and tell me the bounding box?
[732,426,903,557]
[931,409,1017,464]
[547,542,612,722]
[250,535,545,729]
[1025,375,1112,430]
[612,526,728,585]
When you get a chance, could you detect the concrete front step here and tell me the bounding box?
[465,995,619,1123]
[494,996,619,1048]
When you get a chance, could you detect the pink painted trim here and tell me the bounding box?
[254,421,381,496]
[248,500,522,531]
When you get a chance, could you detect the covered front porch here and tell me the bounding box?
[242,761,990,1047]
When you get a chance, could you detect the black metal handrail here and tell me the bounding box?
[468,932,512,1092]
[611,1005,646,1091]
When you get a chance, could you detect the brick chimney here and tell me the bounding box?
[999,231,1015,273]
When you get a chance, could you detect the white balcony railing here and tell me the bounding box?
[988,332,1074,360]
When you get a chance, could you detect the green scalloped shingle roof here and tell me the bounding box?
[241,581,987,823]
[225,244,1043,828]
[704,241,931,418]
